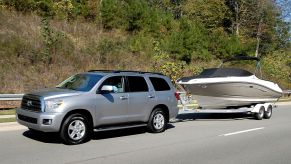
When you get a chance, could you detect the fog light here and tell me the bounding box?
[43,119,52,125]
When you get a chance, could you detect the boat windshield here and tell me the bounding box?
[177,68,253,82]
[198,68,253,78]
[56,74,103,91]
[219,55,261,75]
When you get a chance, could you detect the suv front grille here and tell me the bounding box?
[21,94,42,112]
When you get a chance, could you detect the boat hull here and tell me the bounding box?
[193,95,279,109]
[179,79,282,109]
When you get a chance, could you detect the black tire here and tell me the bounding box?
[147,108,167,133]
[254,106,265,120]
[263,105,272,119]
[60,113,92,145]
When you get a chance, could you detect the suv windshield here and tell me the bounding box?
[57,74,103,91]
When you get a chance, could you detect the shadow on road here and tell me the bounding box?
[22,124,175,144]
[173,112,255,123]
[92,124,175,140]
[23,130,62,144]
[92,127,147,140]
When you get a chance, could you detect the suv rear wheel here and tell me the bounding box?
[147,108,167,133]
[60,113,92,145]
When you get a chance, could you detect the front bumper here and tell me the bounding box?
[16,108,64,132]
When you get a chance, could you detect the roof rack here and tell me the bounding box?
[88,70,164,76]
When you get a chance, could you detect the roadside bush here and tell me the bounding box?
[262,52,290,88]
[2,0,37,12]
[209,32,244,59]
[124,0,150,32]
[165,18,211,63]
[100,0,126,29]
[128,33,154,53]
[152,41,186,84]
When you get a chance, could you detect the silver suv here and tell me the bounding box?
[16,70,179,144]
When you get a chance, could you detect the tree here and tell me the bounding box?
[182,0,229,31]
[226,0,250,36]
[226,0,289,57]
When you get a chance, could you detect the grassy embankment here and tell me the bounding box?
[0,9,222,94]
[0,8,290,94]
[0,109,15,115]
[0,109,16,123]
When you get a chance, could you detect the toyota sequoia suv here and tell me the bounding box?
[16,70,179,144]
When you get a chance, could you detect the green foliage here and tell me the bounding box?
[182,0,230,29]
[128,33,153,53]
[100,0,126,29]
[2,0,37,12]
[124,0,150,31]
[97,37,127,65]
[40,17,53,62]
[52,0,97,21]
[37,0,55,17]
[1,0,290,92]
[0,117,16,123]
[262,52,291,87]
[165,18,211,62]
[40,17,72,64]
[209,32,244,59]
[152,41,186,83]
[53,0,74,20]
[98,38,116,56]
[0,109,16,115]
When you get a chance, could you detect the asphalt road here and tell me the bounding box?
[0,102,290,164]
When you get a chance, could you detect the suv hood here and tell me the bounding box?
[29,88,83,99]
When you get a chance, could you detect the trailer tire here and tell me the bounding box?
[254,106,265,120]
[263,105,272,119]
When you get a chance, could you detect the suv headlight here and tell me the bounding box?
[45,100,63,111]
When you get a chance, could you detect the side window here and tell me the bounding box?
[149,77,171,91]
[100,76,124,93]
[127,76,148,92]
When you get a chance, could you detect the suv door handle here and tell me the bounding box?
[120,96,128,100]
[148,95,155,98]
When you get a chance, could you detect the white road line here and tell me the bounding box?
[219,127,265,137]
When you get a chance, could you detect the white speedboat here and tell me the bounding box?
[177,56,283,109]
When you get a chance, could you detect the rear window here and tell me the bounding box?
[127,76,148,92]
[149,77,171,91]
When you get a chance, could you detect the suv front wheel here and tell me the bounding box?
[60,113,92,145]
[147,108,167,133]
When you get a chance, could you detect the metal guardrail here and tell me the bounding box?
[283,90,291,97]
[0,94,24,101]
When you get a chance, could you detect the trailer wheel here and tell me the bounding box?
[254,106,265,120]
[263,105,272,119]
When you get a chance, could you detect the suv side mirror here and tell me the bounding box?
[99,85,114,94]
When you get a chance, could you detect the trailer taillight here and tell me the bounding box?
[175,92,180,100]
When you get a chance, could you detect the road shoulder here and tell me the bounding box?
[0,122,27,132]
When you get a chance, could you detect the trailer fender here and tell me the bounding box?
[251,103,272,113]
[251,104,263,113]
[263,103,272,111]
